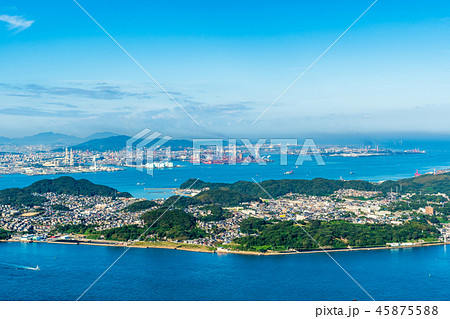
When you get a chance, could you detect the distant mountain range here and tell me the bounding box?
[64,135,131,152]
[0,132,118,146]
[63,135,193,152]
[0,131,193,151]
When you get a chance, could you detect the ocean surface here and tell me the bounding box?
[1,139,450,300]
[1,140,450,199]
[0,242,449,301]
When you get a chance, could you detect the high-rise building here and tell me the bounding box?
[64,147,69,165]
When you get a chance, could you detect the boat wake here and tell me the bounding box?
[0,262,40,271]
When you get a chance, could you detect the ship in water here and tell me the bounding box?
[404,148,426,154]
[283,170,294,175]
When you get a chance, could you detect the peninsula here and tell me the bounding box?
[1,173,450,254]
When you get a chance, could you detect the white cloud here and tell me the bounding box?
[0,14,34,32]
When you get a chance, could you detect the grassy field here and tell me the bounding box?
[132,241,216,253]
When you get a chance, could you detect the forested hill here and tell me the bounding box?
[24,176,132,197]
[377,173,450,196]
[180,173,450,198]
[234,219,440,252]
[0,176,131,208]
[179,178,377,197]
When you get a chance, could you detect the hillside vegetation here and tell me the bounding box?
[0,228,11,240]
[180,178,376,197]
[124,200,159,212]
[24,176,132,197]
[378,173,450,196]
[0,188,47,207]
[181,173,450,199]
[0,176,131,208]
[234,218,440,252]
[141,208,206,240]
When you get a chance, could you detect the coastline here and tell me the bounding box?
[4,238,448,256]
[5,239,216,254]
[215,241,449,256]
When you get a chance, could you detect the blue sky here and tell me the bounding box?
[1,0,450,138]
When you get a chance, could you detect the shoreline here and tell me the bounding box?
[4,239,448,256]
[5,239,216,254]
[215,241,449,256]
